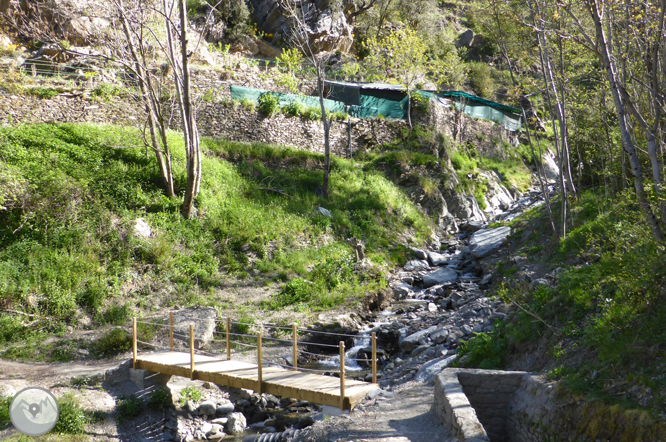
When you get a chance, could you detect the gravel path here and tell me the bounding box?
[294,381,454,442]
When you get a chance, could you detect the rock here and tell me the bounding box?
[542,150,560,181]
[63,16,110,45]
[201,422,213,434]
[172,307,216,349]
[412,344,431,356]
[198,400,217,416]
[404,259,429,271]
[427,251,450,266]
[460,220,484,232]
[226,412,247,435]
[315,206,332,218]
[399,326,438,352]
[0,33,12,48]
[230,34,259,55]
[185,400,196,413]
[392,282,413,299]
[530,278,549,290]
[422,268,459,288]
[457,29,475,48]
[430,328,449,344]
[211,417,228,425]
[255,39,282,58]
[208,423,223,436]
[409,247,428,260]
[414,355,457,383]
[479,274,492,286]
[468,227,511,258]
[427,302,438,313]
[133,218,152,238]
[216,400,234,415]
[162,431,175,441]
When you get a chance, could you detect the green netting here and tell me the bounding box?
[230,85,345,113]
[436,91,522,131]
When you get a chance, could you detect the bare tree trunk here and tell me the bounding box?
[0,0,11,13]
[318,72,332,199]
[116,1,175,197]
[587,0,664,242]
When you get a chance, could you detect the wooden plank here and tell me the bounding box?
[135,350,379,410]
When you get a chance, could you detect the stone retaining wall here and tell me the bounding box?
[434,368,666,442]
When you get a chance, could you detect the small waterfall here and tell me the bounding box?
[318,321,388,372]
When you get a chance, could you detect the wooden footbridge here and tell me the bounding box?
[131,315,380,411]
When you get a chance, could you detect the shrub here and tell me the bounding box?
[94,328,131,357]
[148,387,172,410]
[0,396,10,430]
[456,332,506,369]
[54,396,88,434]
[283,101,304,117]
[116,395,143,419]
[103,304,131,325]
[258,93,281,116]
[468,62,495,99]
[270,278,313,309]
[240,98,256,112]
[301,106,322,121]
[92,83,124,101]
[27,87,59,99]
[178,386,202,406]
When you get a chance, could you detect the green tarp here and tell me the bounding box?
[229,84,522,131]
[230,85,345,113]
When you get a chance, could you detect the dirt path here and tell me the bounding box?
[295,381,454,442]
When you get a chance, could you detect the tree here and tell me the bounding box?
[362,28,428,131]
[110,0,176,198]
[281,0,334,199]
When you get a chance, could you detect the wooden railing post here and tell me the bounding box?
[190,324,195,379]
[169,312,174,352]
[339,341,345,411]
[292,323,298,371]
[257,332,263,394]
[226,317,231,360]
[132,317,137,369]
[372,332,377,384]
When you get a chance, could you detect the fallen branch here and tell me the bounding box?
[258,188,298,200]
[3,309,37,318]
[510,300,555,331]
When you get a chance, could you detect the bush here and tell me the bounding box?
[92,83,124,101]
[94,328,132,357]
[148,387,172,410]
[456,332,507,369]
[54,396,88,434]
[27,87,59,99]
[0,396,10,430]
[116,395,143,419]
[270,278,313,309]
[178,386,202,406]
[240,98,256,112]
[468,62,495,99]
[301,106,322,121]
[258,93,281,116]
[283,101,304,118]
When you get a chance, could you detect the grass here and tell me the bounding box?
[116,395,143,419]
[0,123,437,357]
[458,190,666,420]
[178,386,202,406]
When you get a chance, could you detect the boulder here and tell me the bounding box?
[423,268,459,288]
[315,206,332,218]
[404,259,429,271]
[410,247,428,260]
[216,400,234,415]
[468,227,511,258]
[392,282,413,299]
[414,355,457,383]
[427,251,449,266]
[457,29,475,48]
[430,328,449,344]
[399,326,438,352]
[198,400,216,416]
[256,39,282,58]
[226,412,247,435]
[172,307,216,349]
[63,16,110,45]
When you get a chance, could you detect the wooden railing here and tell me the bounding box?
[131,314,379,410]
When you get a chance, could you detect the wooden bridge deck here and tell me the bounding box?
[135,351,379,410]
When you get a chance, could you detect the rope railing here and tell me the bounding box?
[132,315,379,411]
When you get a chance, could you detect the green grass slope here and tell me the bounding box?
[0,123,434,362]
[457,190,666,421]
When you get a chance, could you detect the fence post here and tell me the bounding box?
[132,317,137,369]
[257,332,263,394]
[372,332,377,384]
[169,312,174,352]
[190,324,195,380]
[339,341,345,411]
[292,323,298,371]
[226,317,231,360]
